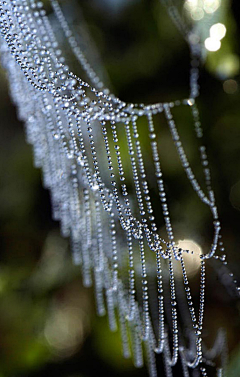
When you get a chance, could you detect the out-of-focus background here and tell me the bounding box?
[0,0,240,376]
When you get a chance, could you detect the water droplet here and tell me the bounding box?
[92,184,99,191]
[149,133,156,139]
[187,98,195,106]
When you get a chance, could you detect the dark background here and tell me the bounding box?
[0,0,240,376]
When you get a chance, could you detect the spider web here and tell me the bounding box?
[0,0,239,376]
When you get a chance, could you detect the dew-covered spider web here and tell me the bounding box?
[0,0,239,376]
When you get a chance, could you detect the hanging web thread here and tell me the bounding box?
[0,0,239,376]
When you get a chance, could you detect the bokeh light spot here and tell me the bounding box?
[210,23,226,41]
[203,0,221,14]
[216,54,240,78]
[223,79,238,94]
[191,8,204,21]
[205,37,221,51]
[44,305,85,359]
[175,239,202,277]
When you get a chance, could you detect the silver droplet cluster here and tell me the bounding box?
[0,1,238,377]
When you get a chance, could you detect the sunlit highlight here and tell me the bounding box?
[205,37,221,51]
[204,23,226,52]
[210,23,226,40]
[203,0,221,14]
[184,0,221,20]
[184,0,198,12]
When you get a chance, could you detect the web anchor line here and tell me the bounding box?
[0,0,239,376]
